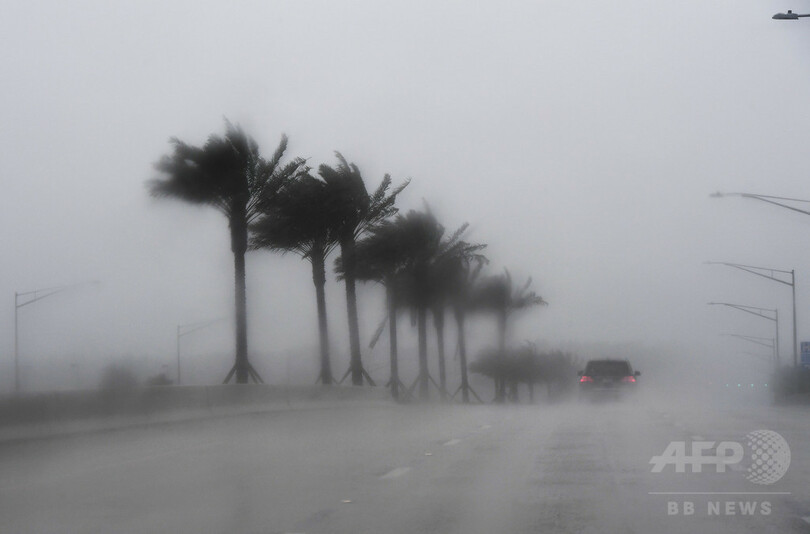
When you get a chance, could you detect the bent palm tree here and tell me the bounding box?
[149,121,306,384]
[442,246,487,403]
[471,270,547,401]
[250,174,341,385]
[392,209,485,400]
[343,220,412,399]
[320,153,408,386]
[427,222,486,398]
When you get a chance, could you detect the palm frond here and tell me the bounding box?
[250,170,341,264]
[317,153,407,243]
[149,119,297,227]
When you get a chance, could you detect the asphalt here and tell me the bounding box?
[1,391,808,533]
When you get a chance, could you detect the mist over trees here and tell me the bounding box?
[148,120,557,402]
[469,345,578,403]
[469,271,548,401]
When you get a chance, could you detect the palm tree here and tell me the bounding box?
[393,211,441,400]
[443,250,487,403]
[148,121,306,384]
[344,220,411,400]
[389,210,484,400]
[471,269,547,401]
[250,174,341,385]
[427,224,486,398]
[319,153,408,386]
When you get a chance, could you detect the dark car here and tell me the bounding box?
[577,359,640,400]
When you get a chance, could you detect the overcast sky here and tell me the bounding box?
[3,1,810,392]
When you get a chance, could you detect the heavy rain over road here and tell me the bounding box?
[1,393,808,533]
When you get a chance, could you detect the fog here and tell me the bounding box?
[2,1,810,398]
[11,6,810,533]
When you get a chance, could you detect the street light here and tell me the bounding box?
[708,302,780,366]
[773,10,810,19]
[14,281,99,394]
[706,261,798,368]
[710,191,810,217]
[176,318,225,385]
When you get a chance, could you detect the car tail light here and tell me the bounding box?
[579,376,593,383]
[621,376,636,383]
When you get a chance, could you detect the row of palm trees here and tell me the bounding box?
[148,121,547,402]
[342,208,486,400]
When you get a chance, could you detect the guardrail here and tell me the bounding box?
[0,384,388,427]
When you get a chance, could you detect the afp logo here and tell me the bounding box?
[650,430,790,485]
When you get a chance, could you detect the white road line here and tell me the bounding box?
[443,438,461,446]
[802,516,810,525]
[380,467,411,480]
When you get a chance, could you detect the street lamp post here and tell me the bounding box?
[773,10,810,19]
[14,281,98,394]
[710,191,810,367]
[176,318,225,385]
[706,262,798,368]
[708,302,780,366]
[710,192,810,217]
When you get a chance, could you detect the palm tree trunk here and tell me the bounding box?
[386,279,399,400]
[311,247,332,385]
[497,310,507,352]
[433,307,447,397]
[455,307,470,403]
[495,310,507,402]
[340,238,364,386]
[418,305,428,399]
[231,214,249,384]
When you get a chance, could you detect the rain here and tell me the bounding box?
[2,1,810,532]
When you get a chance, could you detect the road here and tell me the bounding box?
[1,392,809,533]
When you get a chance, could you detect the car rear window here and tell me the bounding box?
[584,361,631,376]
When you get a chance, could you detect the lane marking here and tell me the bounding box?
[380,467,411,480]
[443,439,461,446]
[802,516,810,525]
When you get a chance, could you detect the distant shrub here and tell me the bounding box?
[147,373,173,386]
[99,363,139,391]
[469,344,578,402]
